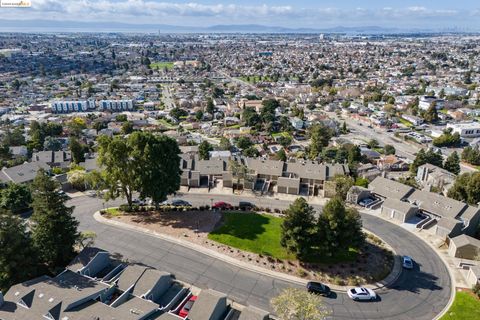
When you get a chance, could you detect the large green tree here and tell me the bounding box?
[316,197,365,257]
[308,124,332,159]
[444,151,460,175]
[97,132,181,207]
[280,198,316,260]
[0,210,38,291]
[0,183,32,214]
[199,141,213,160]
[30,170,79,272]
[70,137,87,164]
[448,172,480,205]
[333,175,355,200]
[423,103,438,123]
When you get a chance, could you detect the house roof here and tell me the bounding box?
[246,158,284,177]
[277,176,300,189]
[286,161,326,180]
[407,190,466,219]
[450,234,480,248]
[188,289,227,320]
[195,158,226,175]
[382,198,417,214]
[369,176,414,200]
[0,271,110,320]
[0,161,50,183]
[238,306,270,320]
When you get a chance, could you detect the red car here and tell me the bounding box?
[212,201,233,210]
[178,295,197,318]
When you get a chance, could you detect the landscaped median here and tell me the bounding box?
[98,203,396,288]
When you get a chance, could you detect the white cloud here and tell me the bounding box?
[0,1,474,28]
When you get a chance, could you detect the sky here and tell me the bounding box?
[1,0,480,30]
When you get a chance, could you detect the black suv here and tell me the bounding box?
[307,281,331,296]
[238,201,255,211]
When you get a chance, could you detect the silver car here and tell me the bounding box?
[402,256,414,269]
[347,287,376,301]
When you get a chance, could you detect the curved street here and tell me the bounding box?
[70,194,452,319]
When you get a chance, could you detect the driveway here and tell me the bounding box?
[70,194,451,319]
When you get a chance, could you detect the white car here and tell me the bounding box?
[347,287,376,301]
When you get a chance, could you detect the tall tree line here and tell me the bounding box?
[0,170,79,292]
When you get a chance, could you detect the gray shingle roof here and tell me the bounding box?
[407,189,466,219]
[369,176,414,200]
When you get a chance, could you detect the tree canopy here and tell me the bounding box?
[308,123,332,159]
[30,169,79,272]
[0,183,32,214]
[448,172,480,205]
[0,210,38,291]
[199,140,213,160]
[97,132,181,207]
[271,288,330,320]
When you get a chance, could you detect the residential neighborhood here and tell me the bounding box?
[1,1,480,320]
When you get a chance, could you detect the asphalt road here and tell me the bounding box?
[70,194,451,319]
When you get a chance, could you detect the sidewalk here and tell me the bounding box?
[94,210,401,293]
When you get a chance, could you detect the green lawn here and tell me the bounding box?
[157,118,177,129]
[271,132,291,139]
[208,212,358,263]
[103,208,122,218]
[440,292,480,320]
[398,118,414,127]
[150,61,174,70]
[208,212,295,260]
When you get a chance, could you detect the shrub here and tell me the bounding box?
[296,268,308,278]
[333,276,345,286]
[119,204,131,212]
[473,283,480,298]
[265,207,271,213]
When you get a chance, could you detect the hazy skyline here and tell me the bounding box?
[0,0,479,31]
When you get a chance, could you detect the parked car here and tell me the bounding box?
[132,198,146,206]
[359,198,374,207]
[178,295,197,318]
[212,201,233,210]
[402,256,414,269]
[306,281,331,296]
[347,287,376,301]
[171,199,192,207]
[239,201,255,211]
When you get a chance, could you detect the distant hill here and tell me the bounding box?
[0,19,441,34]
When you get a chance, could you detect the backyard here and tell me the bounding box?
[440,291,480,320]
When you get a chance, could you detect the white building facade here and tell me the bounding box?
[447,122,480,138]
[51,100,95,113]
[99,99,134,112]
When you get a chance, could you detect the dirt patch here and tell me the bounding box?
[105,209,394,285]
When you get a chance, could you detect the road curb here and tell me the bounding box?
[94,209,402,293]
